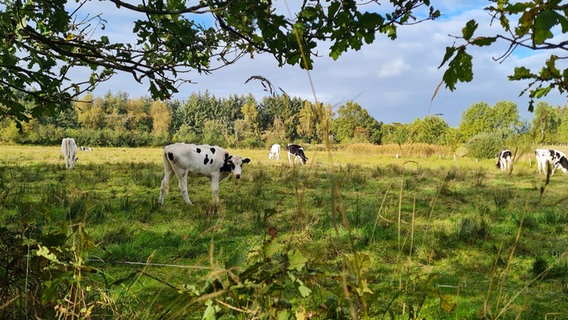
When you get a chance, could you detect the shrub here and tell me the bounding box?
[464,132,503,159]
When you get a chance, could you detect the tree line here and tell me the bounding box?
[0,91,565,157]
[0,91,381,148]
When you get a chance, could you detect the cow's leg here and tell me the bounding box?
[158,167,172,205]
[287,151,292,164]
[175,171,193,205]
[210,175,220,204]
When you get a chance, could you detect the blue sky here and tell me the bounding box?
[80,1,567,127]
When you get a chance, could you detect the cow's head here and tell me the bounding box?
[298,150,308,165]
[555,156,568,174]
[221,153,251,179]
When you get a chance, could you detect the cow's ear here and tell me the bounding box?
[243,158,251,164]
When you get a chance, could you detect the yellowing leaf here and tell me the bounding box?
[287,249,307,271]
[440,295,456,313]
[36,245,59,263]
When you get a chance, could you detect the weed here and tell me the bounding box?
[492,187,512,212]
[458,217,491,244]
[41,183,68,207]
[472,166,487,187]
[336,163,368,187]
[67,195,88,221]
[130,164,162,188]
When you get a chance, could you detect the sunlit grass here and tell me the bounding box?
[2,144,568,318]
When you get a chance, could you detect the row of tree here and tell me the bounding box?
[0,91,565,155]
[0,91,381,147]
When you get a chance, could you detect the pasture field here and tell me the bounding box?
[1,144,568,319]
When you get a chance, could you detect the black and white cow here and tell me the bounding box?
[496,149,512,171]
[158,143,250,205]
[61,137,78,169]
[535,148,568,175]
[286,144,308,165]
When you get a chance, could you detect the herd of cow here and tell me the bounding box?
[496,148,568,175]
[60,138,308,205]
[61,137,568,205]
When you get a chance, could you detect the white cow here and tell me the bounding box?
[158,143,250,205]
[535,148,568,175]
[496,150,512,171]
[61,137,78,169]
[268,144,281,160]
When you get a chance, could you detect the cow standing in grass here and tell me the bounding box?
[496,150,512,171]
[158,143,250,205]
[61,137,78,169]
[268,144,281,160]
[535,148,568,175]
[286,144,308,165]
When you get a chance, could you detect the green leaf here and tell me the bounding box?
[505,2,532,14]
[287,249,307,271]
[277,310,291,320]
[355,279,373,296]
[508,66,533,81]
[298,283,312,297]
[462,20,478,41]
[202,299,221,320]
[264,240,283,257]
[226,249,246,270]
[442,48,473,90]
[533,10,558,44]
[470,36,497,47]
[533,86,552,98]
[438,46,456,68]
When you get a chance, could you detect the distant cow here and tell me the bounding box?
[286,144,308,165]
[158,143,250,205]
[61,138,78,169]
[81,146,93,151]
[268,144,281,160]
[496,150,512,171]
[535,148,568,175]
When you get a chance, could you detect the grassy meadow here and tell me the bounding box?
[1,143,568,319]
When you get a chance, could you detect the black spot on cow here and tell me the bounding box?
[220,153,233,172]
[167,152,174,161]
[203,154,209,165]
[210,147,216,154]
[210,158,214,165]
[196,148,201,153]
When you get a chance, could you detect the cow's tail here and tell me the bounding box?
[163,149,175,174]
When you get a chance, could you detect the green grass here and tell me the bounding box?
[1,145,568,319]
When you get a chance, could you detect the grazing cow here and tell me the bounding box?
[158,143,250,205]
[81,146,93,151]
[268,144,281,160]
[535,148,568,175]
[286,144,308,165]
[496,150,512,171]
[61,137,78,169]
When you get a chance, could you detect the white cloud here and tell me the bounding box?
[377,58,410,78]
